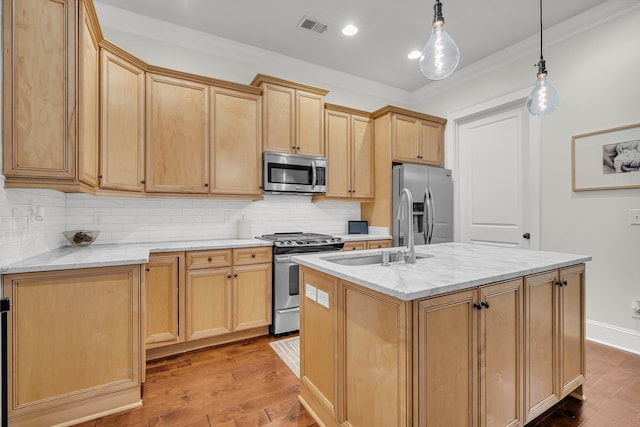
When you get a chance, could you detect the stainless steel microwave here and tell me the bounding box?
[262,152,327,195]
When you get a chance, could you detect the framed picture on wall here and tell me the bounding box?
[572,123,640,191]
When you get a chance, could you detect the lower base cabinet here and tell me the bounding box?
[299,264,584,427]
[2,265,143,427]
[145,246,272,359]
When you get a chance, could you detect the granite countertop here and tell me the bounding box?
[291,242,591,301]
[0,239,272,275]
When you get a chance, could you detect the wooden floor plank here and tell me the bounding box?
[73,337,640,426]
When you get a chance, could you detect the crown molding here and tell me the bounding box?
[93,2,412,106]
[411,0,640,105]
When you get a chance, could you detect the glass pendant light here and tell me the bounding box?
[526,0,559,116]
[419,0,460,80]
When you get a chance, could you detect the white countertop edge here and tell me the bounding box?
[335,234,392,242]
[0,238,273,275]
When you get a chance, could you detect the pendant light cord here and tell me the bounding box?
[539,0,543,61]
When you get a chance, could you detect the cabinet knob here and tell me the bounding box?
[227,274,232,279]
[473,303,482,311]
[562,280,568,286]
[208,257,213,262]
[522,232,531,240]
[204,183,209,187]
[555,280,568,287]
[481,301,490,309]
[145,268,150,272]
[141,180,146,184]
[251,253,256,258]
[234,273,238,278]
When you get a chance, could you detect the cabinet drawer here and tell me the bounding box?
[187,249,232,270]
[367,240,392,249]
[233,247,272,265]
[343,241,367,251]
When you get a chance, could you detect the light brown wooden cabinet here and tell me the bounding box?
[146,247,272,360]
[524,264,586,423]
[299,264,583,427]
[146,72,210,194]
[2,265,143,427]
[251,74,328,157]
[2,0,102,191]
[210,87,262,197]
[391,113,444,166]
[416,278,524,427]
[99,41,146,192]
[320,104,374,200]
[144,252,186,348]
[342,239,392,251]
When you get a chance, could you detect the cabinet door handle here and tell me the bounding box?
[481,301,490,309]
[562,280,568,286]
[473,303,482,311]
[555,281,564,287]
[141,180,146,184]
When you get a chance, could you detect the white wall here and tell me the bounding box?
[415,8,640,352]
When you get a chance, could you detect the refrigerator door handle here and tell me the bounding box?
[428,187,435,244]
[423,189,429,244]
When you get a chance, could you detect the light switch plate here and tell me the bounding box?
[630,209,640,225]
[305,284,317,301]
[317,290,330,309]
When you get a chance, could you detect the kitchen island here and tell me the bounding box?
[292,243,591,427]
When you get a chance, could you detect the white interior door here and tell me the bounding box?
[456,101,537,248]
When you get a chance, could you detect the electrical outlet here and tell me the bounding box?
[632,300,640,313]
[630,209,640,225]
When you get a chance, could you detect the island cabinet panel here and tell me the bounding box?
[342,283,409,427]
[523,265,586,423]
[100,43,146,192]
[417,289,478,427]
[145,73,210,193]
[144,252,186,348]
[479,279,524,427]
[2,265,142,427]
[299,268,340,423]
[210,87,262,196]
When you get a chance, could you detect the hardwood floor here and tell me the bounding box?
[75,338,640,427]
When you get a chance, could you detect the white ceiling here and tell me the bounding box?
[95,0,609,92]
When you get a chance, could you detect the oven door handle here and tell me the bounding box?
[274,254,294,263]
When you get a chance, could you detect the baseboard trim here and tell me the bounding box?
[586,319,640,355]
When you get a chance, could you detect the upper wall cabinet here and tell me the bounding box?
[145,72,210,194]
[210,87,262,197]
[2,0,102,191]
[251,74,328,157]
[100,41,146,192]
[317,104,374,201]
[381,107,446,167]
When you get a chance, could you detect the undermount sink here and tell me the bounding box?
[323,252,432,266]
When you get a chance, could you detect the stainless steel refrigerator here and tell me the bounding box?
[392,164,453,246]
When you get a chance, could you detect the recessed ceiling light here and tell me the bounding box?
[342,24,358,36]
[408,50,422,60]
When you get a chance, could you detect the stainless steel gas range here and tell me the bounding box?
[259,232,344,335]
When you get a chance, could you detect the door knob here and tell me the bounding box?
[522,232,531,240]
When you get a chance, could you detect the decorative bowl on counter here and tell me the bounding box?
[63,230,100,247]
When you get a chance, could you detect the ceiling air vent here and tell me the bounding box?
[298,16,328,34]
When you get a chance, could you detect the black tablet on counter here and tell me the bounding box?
[348,220,368,234]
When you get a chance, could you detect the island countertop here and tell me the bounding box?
[291,242,591,301]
